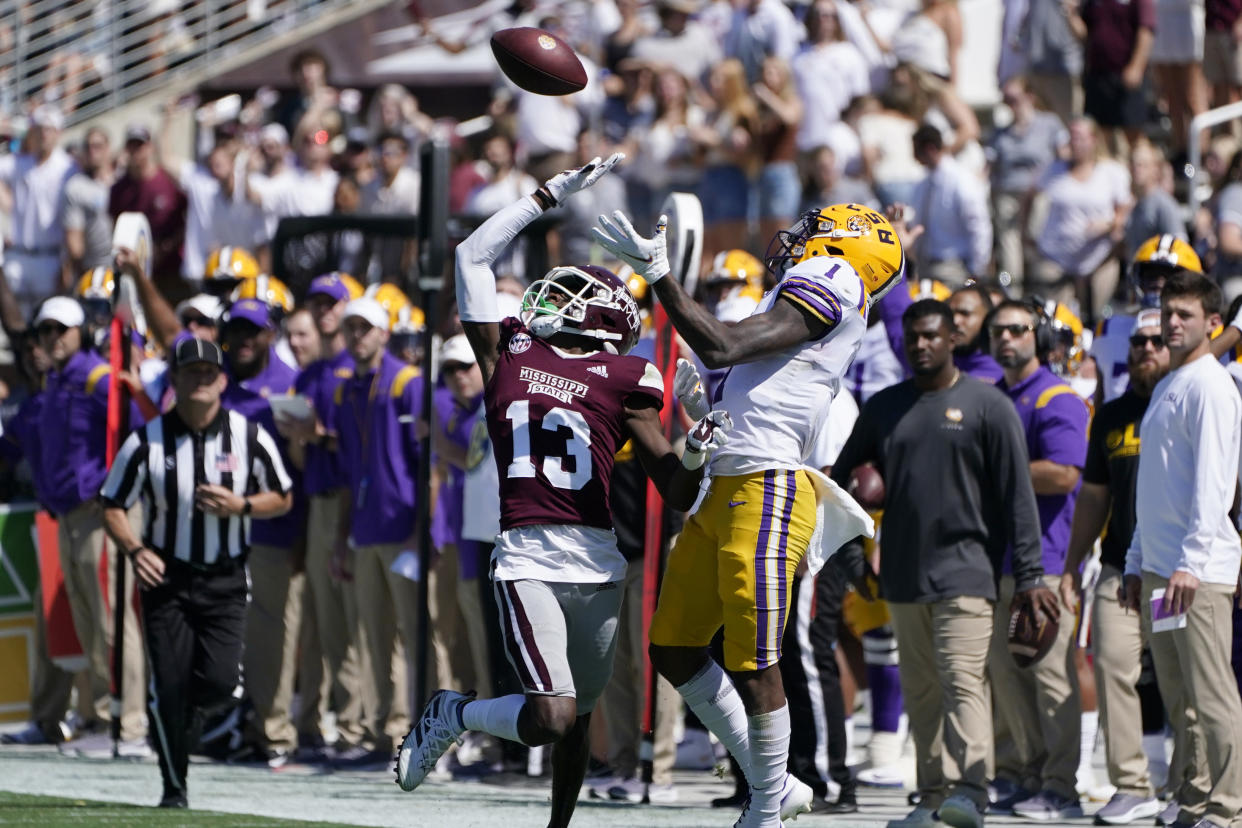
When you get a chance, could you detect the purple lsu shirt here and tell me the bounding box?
[225,353,303,548]
[335,352,423,546]
[431,385,481,555]
[955,349,1005,383]
[295,349,354,496]
[998,365,1090,574]
[486,318,664,533]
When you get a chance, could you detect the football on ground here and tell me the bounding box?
[490,27,588,96]
[1007,600,1060,667]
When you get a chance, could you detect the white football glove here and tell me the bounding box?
[592,210,670,285]
[673,358,710,421]
[683,410,732,470]
[541,152,625,206]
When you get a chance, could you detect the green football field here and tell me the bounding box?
[0,790,359,827]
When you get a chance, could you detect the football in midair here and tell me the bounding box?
[847,463,885,511]
[1007,601,1060,668]
[490,27,588,96]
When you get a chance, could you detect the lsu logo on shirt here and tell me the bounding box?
[1105,423,1141,460]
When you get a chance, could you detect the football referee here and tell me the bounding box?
[99,337,292,808]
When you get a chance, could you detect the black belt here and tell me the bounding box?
[160,552,247,577]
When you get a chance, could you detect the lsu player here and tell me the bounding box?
[396,154,732,828]
[595,204,905,827]
[202,246,260,296]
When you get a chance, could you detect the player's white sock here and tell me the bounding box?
[1077,710,1100,793]
[748,704,791,816]
[675,661,751,781]
[461,695,528,745]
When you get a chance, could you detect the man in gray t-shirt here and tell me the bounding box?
[62,127,115,284]
[1124,142,1184,261]
[831,299,1056,826]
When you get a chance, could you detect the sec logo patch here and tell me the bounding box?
[510,332,532,354]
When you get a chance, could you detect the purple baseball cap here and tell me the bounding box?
[307,273,351,303]
[224,298,272,329]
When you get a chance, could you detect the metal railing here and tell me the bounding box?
[0,0,357,127]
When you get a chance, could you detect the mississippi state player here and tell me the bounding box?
[396,153,731,828]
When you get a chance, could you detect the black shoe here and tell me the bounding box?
[811,793,859,814]
[711,789,748,808]
[332,744,390,770]
[158,791,188,808]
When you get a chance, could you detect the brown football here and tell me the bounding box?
[490,27,588,96]
[847,463,885,510]
[1007,601,1060,668]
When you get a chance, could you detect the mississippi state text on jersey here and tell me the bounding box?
[486,318,664,531]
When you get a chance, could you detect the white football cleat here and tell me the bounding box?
[395,689,472,792]
[780,773,813,820]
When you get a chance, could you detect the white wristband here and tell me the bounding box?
[681,447,707,470]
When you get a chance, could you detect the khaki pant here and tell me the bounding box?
[354,541,422,753]
[456,565,492,699]
[295,574,324,739]
[28,580,74,738]
[303,494,364,746]
[890,595,995,810]
[428,543,473,692]
[990,574,1080,800]
[601,564,679,785]
[59,501,146,741]
[1143,572,1242,824]
[245,543,302,752]
[1094,566,1153,796]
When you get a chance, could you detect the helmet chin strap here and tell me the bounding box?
[529,314,564,339]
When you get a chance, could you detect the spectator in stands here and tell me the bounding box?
[631,0,722,84]
[156,106,266,287]
[465,133,538,218]
[364,132,419,216]
[247,123,300,243]
[109,123,187,299]
[753,57,803,245]
[1124,140,1186,260]
[949,284,1003,381]
[554,130,628,265]
[800,145,879,214]
[1122,271,1242,828]
[792,2,870,166]
[1017,0,1085,125]
[0,105,76,315]
[1213,150,1242,283]
[629,68,705,226]
[295,127,339,218]
[1149,0,1208,156]
[694,59,759,257]
[278,49,343,144]
[908,124,992,285]
[1205,0,1242,111]
[988,299,1090,821]
[1065,0,1156,154]
[722,0,801,84]
[855,90,925,208]
[1031,117,1132,320]
[364,84,433,153]
[62,127,115,286]
[891,0,963,89]
[988,76,1069,286]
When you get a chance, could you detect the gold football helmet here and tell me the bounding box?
[908,278,952,302]
[203,246,260,294]
[76,267,115,300]
[765,204,905,310]
[232,275,294,316]
[1131,234,1202,308]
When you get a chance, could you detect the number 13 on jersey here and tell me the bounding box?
[505,400,593,491]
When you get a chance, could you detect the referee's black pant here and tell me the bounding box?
[141,559,247,797]
[780,562,854,801]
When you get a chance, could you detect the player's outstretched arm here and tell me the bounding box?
[456,153,625,382]
[593,212,825,367]
[624,402,731,512]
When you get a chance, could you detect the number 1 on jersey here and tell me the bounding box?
[504,400,593,491]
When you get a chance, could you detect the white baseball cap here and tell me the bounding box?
[440,334,476,367]
[175,293,225,321]
[34,296,85,328]
[343,297,390,331]
[1133,308,1162,334]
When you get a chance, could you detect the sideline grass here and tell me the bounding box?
[0,790,363,827]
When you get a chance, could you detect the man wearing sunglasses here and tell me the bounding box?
[1058,308,1169,825]
[988,299,1091,822]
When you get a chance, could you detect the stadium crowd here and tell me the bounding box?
[4,0,1242,826]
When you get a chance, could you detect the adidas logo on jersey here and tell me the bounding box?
[587,365,609,378]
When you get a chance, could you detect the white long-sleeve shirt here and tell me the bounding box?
[1125,353,1242,585]
[910,155,992,276]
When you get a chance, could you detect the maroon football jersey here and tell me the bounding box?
[486,318,664,532]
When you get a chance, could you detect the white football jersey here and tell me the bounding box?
[709,256,868,476]
[1091,313,1136,402]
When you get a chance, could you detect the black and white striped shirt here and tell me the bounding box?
[100,408,292,567]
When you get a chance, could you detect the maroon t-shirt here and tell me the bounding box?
[486,318,664,533]
[1207,0,1242,31]
[109,169,187,282]
[1082,0,1157,75]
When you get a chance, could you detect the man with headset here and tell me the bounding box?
[987,298,1091,822]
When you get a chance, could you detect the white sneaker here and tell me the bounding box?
[395,689,471,792]
[778,773,813,821]
[647,782,679,803]
[587,774,620,799]
[858,763,907,788]
[607,776,645,803]
[887,805,941,827]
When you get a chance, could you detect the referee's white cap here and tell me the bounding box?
[343,297,390,331]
